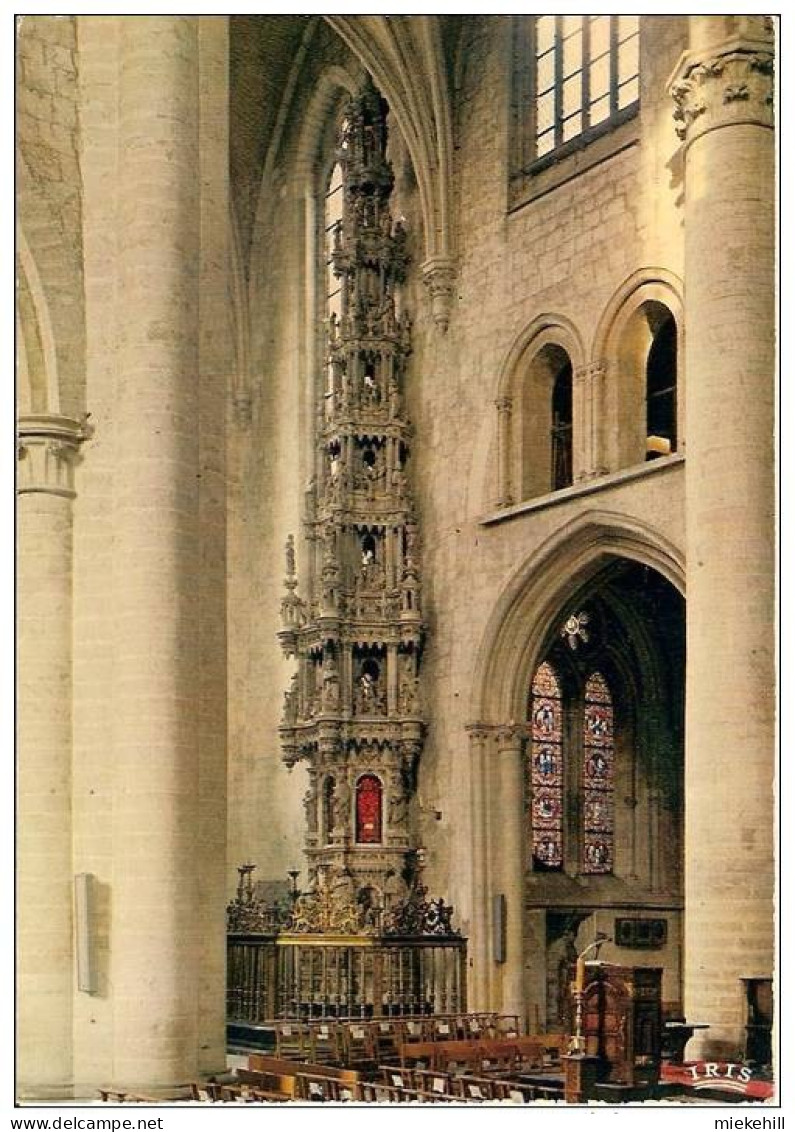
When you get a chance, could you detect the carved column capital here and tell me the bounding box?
[574,362,605,385]
[421,256,456,332]
[494,396,513,416]
[669,35,774,145]
[17,413,93,499]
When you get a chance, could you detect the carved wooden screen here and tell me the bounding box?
[529,661,564,870]
[355,774,383,844]
[582,670,614,873]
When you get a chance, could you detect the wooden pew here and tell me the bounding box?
[398,1034,566,1073]
[248,1053,358,1101]
[341,1020,377,1067]
[308,1021,342,1065]
[273,1021,309,1061]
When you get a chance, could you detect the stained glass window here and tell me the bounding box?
[533,16,639,162]
[355,774,383,844]
[529,661,564,870]
[582,671,614,873]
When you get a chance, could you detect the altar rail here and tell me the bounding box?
[228,932,467,1023]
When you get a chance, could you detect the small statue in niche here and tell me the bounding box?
[360,544,376,584]
[321,652,340,710]
[399,311,412,352]
[377,294,396,336]
[379,207,393,237]
[404,525,418,572]
[388,379,401,419]
[388,791,408,828]
[303,779,319,834]
[283,672,299,724]
[328,310,339,344]
[331,780,352,835]
[399,675,420,715]
[357,670,378,712]
[363,370,379,403]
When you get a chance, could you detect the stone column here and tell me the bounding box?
[495,727,527,1024]
[17,414,89,1098]
[494,397,514,507]
[465,727,490,1009]
[573,363,607,481]
[111,16,203,1090]
[669,17,775,1057]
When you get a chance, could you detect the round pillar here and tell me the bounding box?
[495,727,527,1024]
[670,18,775,1057]
[465,727,490,1010]
[111,16,203,1090]
[17,415,88,1098]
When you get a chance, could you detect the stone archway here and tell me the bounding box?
[465,514,686,1026]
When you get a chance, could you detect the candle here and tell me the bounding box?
[575,956,586,994]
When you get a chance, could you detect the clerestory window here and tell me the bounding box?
[533,15,639,163]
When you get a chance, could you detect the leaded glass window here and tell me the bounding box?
[529,661,564,871]
[325,160,343,321]
[533,15,639,162]
[582,671,615,873]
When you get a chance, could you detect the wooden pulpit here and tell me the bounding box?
[579,962,662,1088]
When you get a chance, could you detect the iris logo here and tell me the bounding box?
[687,1061,754,1094]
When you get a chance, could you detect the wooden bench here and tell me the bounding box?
[399,1034,566,1073]
[248,1053,359,1101]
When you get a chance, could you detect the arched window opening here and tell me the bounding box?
[325,161,343,320]
[529,661,564,871]
[520,343,574,500]
[551,361,573,490]
[355,774,383,844]
[582,671,615,874]
[646,313,677,459]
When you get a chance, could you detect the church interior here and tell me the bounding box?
[16,14,776,1104]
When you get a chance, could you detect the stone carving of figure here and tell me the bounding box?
[303,779,318,834]
[357,671,377,712]
[388,378,401,419]
[379,207,393,237]
[328,310,339,344]
[331,867,355,906]
[321,653,340,710]
[283,672,299,724]
[331,779,352,834]
[399,674,419,715]
[388,792,408,828]
[361,545,376,583]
